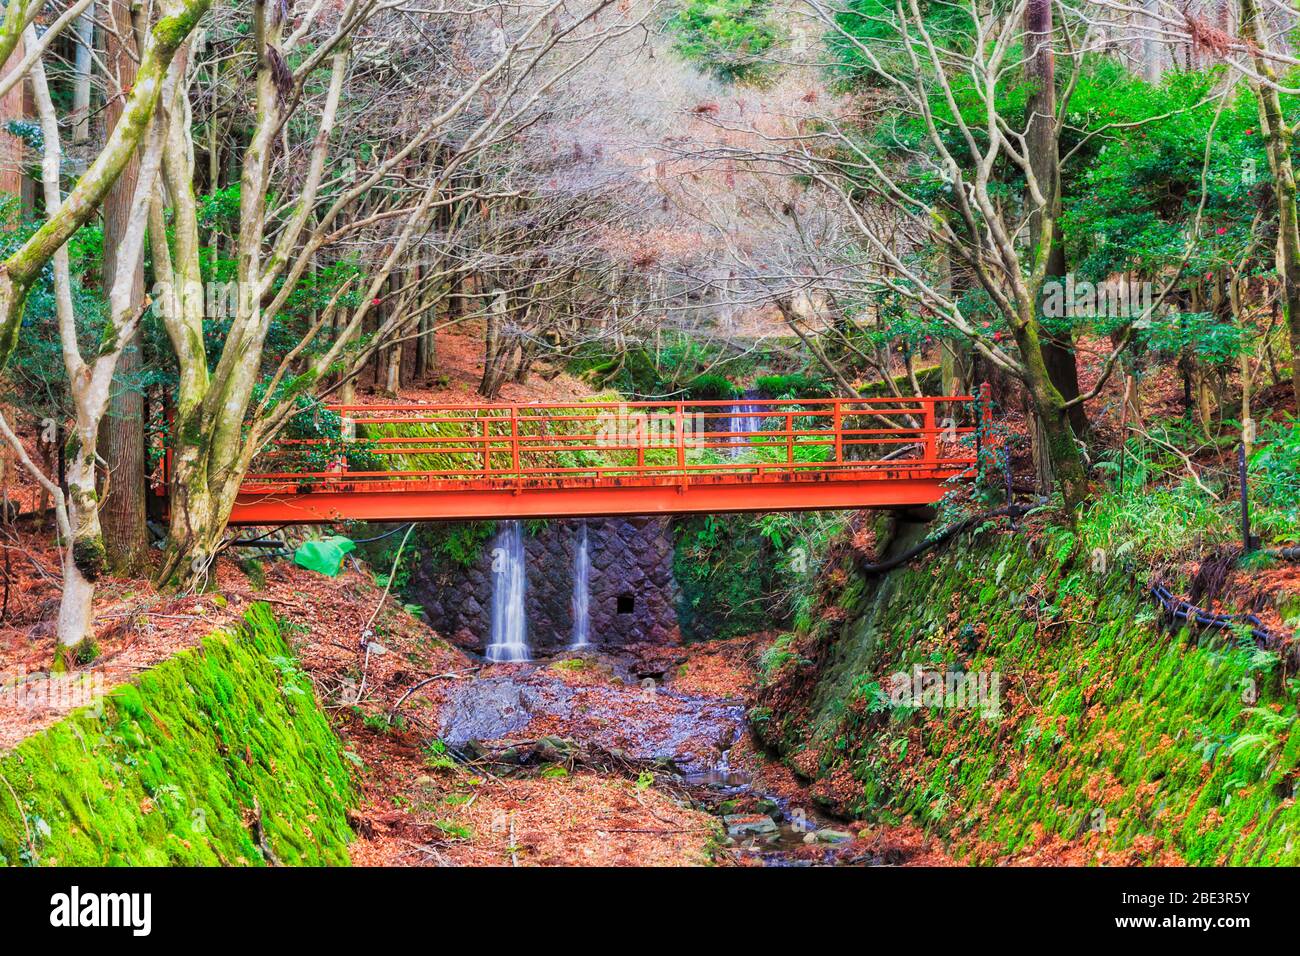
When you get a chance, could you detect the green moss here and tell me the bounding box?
[757,527,1300,865]
[71,638,99,666]
[71,535,106,581]
[673,514,783,640]
[239,558,267,590]
[0,604,353,866]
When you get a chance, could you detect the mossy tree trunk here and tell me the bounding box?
[0,0,36,74]
[1022,0,1086,500]
[148,1,604,587]
[149,19,355,589]
[25,25,174,648]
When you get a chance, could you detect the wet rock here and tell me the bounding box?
[438,677,558,745]
[724,814,779,838]
[535,736,579,762]
[815,829,854,844]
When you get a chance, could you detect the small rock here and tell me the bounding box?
[723,814,779,838]
[815,829,854,844]
[803,831,818,844]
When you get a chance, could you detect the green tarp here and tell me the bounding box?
[293,535,356,577]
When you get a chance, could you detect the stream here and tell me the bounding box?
[403,515,899,866]
[436,643,874,866]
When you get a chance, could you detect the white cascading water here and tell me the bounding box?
[727,393,762,456]
[486,520,530,662]
[570,520,591,649]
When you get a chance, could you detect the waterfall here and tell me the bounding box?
[486,520,530,662]
[727,390,762,456]
[570,520,591,649]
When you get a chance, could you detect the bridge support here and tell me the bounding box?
[227,473,961,525]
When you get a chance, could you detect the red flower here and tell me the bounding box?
[1246,128,1254,135]
[372,297,381,305]
[1216,226,1227,235]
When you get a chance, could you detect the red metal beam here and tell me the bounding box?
[225,470,967,525]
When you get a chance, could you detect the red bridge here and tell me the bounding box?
[225,394,984,525]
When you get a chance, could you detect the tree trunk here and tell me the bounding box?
[1024,0,1088,489]
[385,339,402,394]
[71,2,95,143]
[383,272,402,394]
[1017,321,1089,512]
[99,0,149,575]
[480,289,508,397]
[59,432,105,648]
[1242,0,1300,408]
[1142,0,1163,83]
[157,451,225,590]
[1041,329,1087,436]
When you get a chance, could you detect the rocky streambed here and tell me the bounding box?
[427,641,936,866]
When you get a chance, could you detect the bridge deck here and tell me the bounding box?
[222,395,982,525]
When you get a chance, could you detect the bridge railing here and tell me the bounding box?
[243,395,980,490]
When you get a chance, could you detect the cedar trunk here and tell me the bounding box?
[99,0,150,574]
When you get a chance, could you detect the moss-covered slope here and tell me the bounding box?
[754,521,1300,865]
[0,604,353,866]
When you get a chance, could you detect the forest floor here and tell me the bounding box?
[0,520,949,865]
[350,328,598,406]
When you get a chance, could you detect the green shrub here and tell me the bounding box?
[1251,421,1300,541]
[667,0,778,82]
[684,373,740,400]
[754,373,834,399]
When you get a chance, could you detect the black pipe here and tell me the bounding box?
[1149,583,1279,645]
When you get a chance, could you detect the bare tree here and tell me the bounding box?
[148,0,651,585]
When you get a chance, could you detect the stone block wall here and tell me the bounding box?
[411,517,680,655]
